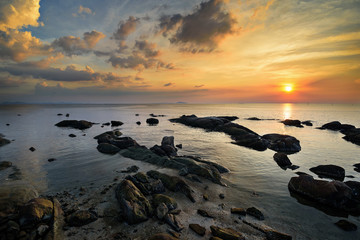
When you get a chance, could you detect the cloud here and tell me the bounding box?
[51,30,105,56]
[0,29,48,62]
[0,0,41,31]
[0,74,23,88]
[194,84,204,88]
[164,82,174,87]
[134,40,160,57]
[113,16,140,41]
[73,5,94,17]
[108,54,173,70]
[159,0,237,53]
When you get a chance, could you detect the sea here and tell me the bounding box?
[0,103,359,239]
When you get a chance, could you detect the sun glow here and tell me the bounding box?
[283,84,293,93]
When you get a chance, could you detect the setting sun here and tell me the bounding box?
[284,85,293,93]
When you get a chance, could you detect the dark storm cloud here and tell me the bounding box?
[158,0,237,53]
[51,30,105,56]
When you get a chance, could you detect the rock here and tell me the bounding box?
[281,119,303,128]
[210,225,245,240]
[197,209,214,218]
[203,194,209,201]
[273,153,292,169]
[66,113,70,117]
[301,120,313,126]
[156,203,168,220]
[19,198,53,227]
[179,168,188,176]
[164,213,184,232]
[246,207,264,220]
[354,163,360,172]
[0,161,12,170]
[176,144,182,149]
[134,172,149,183]
[37,224,49,236]
[320,121,342,130]
[242,220,292,240]
[111,137,139,149]
[189,223,206,236]
[121,165,139,173]
[115,180,153,224]
[345,181,360,201]
[147,170,195,202]
[153,194,177,210]
[148,233,178,240]
[29,147,36,152]
[169,209,181,215]
[231,208,246,215]
[68,134,76,138]
[55,120,93,129]
[48,158,56,162]
[343,128,360,146]
[136,121,141,125]
[219,193,225,199]
[146,118,159,125]
[0,137,11,147]
[210,237,223,240]
[102,122,111,126]
[96,143,120,154]
[150,113,166,117]
[262,134,301,153]
[335,219,357,231]
[309,164,345,181]
[66,209,98,227]
[288,175,358,213]
[57,113,63,116]
[111,120,123,127]
[246,117,262,121]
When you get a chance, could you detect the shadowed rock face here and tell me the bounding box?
[288,175,360,215]
[310,165,345,181]
[55,120,93,130]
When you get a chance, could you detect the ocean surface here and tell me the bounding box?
[0,103,359,239]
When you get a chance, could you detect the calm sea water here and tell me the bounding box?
[0,103,359,239]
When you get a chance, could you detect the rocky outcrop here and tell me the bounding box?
[309,165,345,181]
[302,120,313,126]
[150,136,178,157]
[319,121,355,131]
[147,170,195,202]
[55,120,93,130]
[288,175,360,214]
[115,180,153,224]
[210,225,245,240]
[152,194,177,210]
[125,174,165,196]
[342,128,360,146]
[262,134,301,153]
[281,119,303,128]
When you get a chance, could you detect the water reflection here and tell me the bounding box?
[282,103,292,119]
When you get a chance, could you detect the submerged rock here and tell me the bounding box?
[262,134,301,153]
[210,225,245,240]
[281,119,303,128]
[301,120,313,126]
[343,128,360,146]
[55,120,93,129]
[246,207,264,220]
[115,180,153,224]
[309,164,345,181]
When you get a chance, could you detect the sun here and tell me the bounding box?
[283,84,293,93]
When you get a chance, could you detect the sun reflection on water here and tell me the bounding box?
[282,103,292,119]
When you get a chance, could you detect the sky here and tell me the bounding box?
[0,0,359,103]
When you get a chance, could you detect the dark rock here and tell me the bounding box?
[302,120,313,126]
[156,203,168,220]
[320,121,342,130]
[66,210,97,227]
[176,144,182,149]
[343,128,360,146]
[94,129,122,141]
[111,120,123,127]
[136,121,141,125]
[57,113,63,116]
[97,143,120,154]
[115,180,153,224]
[210,225,245,240]
[147,170,195,202]
[179,168,188,176]
[273,153,292,169]
[68,134,76,138]
[288,165,299,170]
[335,219,357,231]
[66,113,70,117]
[246,207,264,220]
[242,220,292,240]
[169,209,181,215]
[0,161,12,170]
[231,208,246,215]
[309,164,345,181]
[262,134,301,153]
[150,144,168,157]
[288,175,359,214]
[102,122,110,126]
[0,137,11,147]
[219,193,225,199]
[203,194,209,201]
[281,119,303,128]
[197,209,214,218]
[135,114,139,116]
[19,198,53,227]
[152,194,177,210]
[55,120,93,130]
[134,172,149,183]
[148,233,178,240]
[150,113,166,117]
[189,223,206,236]
[121,165,139,173]
[146,118,159,125]
[164,213,184,232]
[29,147,36,152]
[246,117,262,121]
[345,181,360,201]
[48,158,56,162]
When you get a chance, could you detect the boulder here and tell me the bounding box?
[134,172,149,183]
[55,120,93,130]
[309,165,345,181]
[148,233,178,240]
[288,175,358,213]
[281,119,303,128]
[147,170,195,202]
[230,208,246,215]
[29,147,36,152]
[0,137,11,147]
[164,213,184,232]
[246,207,264,220]
[0,161,12,170]
[301,120,313,126]
[121,165,139,173]
[111,120,123,127]
[68,134,76,138]
[152,194,177,210]
[146,118,159,125]
[115,180,153,224]
[335,220,357,231]
[343,128,360,146]
[96,143,120,154]
[189,223,206,236]
[273,153,292,169]
[262,134,301,153]
[320,121,342,130]
[210,225,245,240]
[19,198,53,227]
[66,210,98,227]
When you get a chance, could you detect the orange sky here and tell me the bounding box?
[0,0,359,103]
